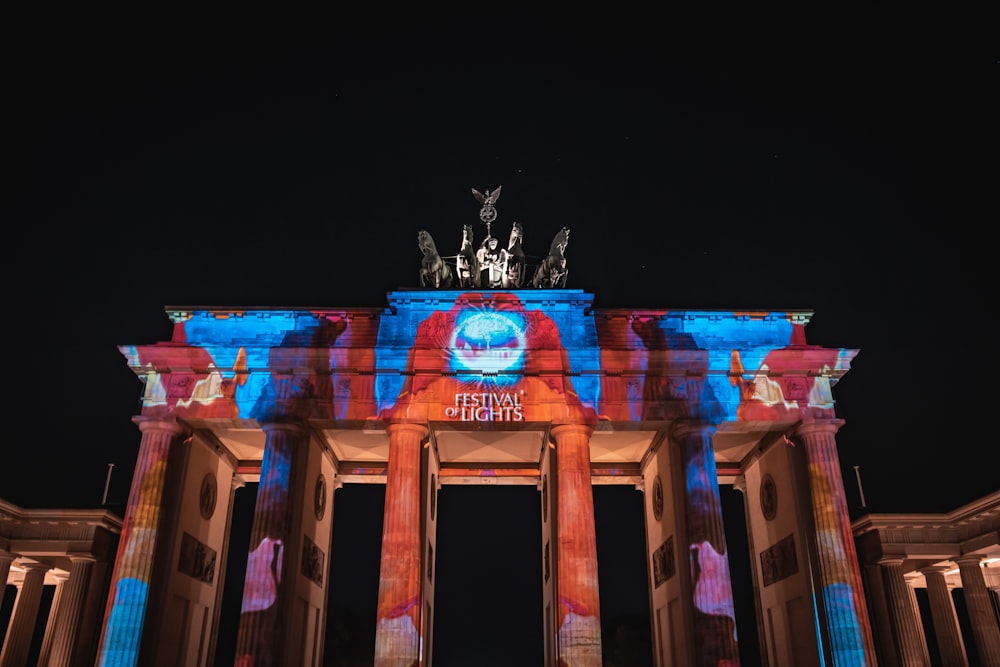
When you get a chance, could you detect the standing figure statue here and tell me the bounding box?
[532,227,570,288]
[456,224,480,288]
[418,230,453,288]
[502,221,526,288]
[476,235,508,288]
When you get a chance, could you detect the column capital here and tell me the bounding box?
[385,422,429,440]
[921,564,953,576]
[794,418,845,438]
[133,415,187,436]
[20,560,50,574]
[232,472,248,490]
[877,555,907,567]
[670,419,715,440]
[550,423,593,440]
[260,419,309,436]
[731,475,747,494]
[954,554,984,567]
[65,553,97,564]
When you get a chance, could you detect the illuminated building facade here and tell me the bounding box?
[0,499,121,667]
[82,287,881,667]
[852,490,1000,666]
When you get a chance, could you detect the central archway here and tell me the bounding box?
[432,485,543,665]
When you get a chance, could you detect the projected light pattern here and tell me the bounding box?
[553,424,604,665]
[597,311,847,426]
[373,424,424,663]
[679,427,740,667]
[449,308,527,377]
[234,424,298,666]
[97,421,177,667]
[106,293,864,665]
[804,425,872,666]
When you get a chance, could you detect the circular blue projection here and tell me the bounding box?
[449,308,527,378]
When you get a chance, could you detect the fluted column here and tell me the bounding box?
[374,422,428,667]
[732,475,768,667]
[955,555,1000,666]
[551,423,603,667]
[906,577,932,666]
[0,551,13,589]
[878,558,927,666]
[0,562,49,667]
[0,551,14,658]
[796,420,877,666]
[206,473,246,665]
[37,570,69,666]
[672,420,739,667]
[96,417,185,667]
[921,565,968,667]
[235,421,310,667]
[47,554,97,667]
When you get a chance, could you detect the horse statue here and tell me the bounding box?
[418,230,453,288]
[532,227,570,288]
[455,224,480,288]
[502,221,526,288]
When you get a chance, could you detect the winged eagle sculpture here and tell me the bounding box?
[472,185,502,224]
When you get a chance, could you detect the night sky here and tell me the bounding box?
[4,11,996,665]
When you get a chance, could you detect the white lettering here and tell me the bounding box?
[449,392,524,422]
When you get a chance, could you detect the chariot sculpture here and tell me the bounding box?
[415,186,570,290]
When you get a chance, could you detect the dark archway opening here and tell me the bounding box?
[433,484,543,666]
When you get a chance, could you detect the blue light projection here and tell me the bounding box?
[449,308,526,379]
[105,293,870,666]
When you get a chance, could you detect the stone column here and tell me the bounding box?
[206,472,246,664]
[551,423,603,667]
[234,420,310,667]
[96,417,186,667]
[46,554,97,667]
[672,420,739,667]
[0,551,13,589]
[921,565,968,667]
[0,549,13,643]
[796,419,877,666]
[374,422,428,667]
[36,570,69,666]
[906,577,932,666]
[877,558,927,666]
[0,562,49,667]
[955,555,1000,666]
[733,474,768,667]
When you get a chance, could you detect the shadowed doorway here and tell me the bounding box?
[433,484,543,666]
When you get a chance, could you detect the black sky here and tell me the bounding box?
[3,10,997,664]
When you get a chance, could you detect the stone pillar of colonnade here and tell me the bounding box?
[905,578,932,666]
[205,473,246,665]
[45,554,98,667]
[551,423,603,667]
[671,420,740,667]
[37,570,69,666]
[235,420,335,667]
[732,474,767,666]
[374,422,429,667]
[0,561,49,667]
[0,550,12,593]
[955,555,1000,666]
[795,419,878,666]
[921,565,969,667]
[877,557,928,666]
[95,417,187,667]
[0,552,11,655]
